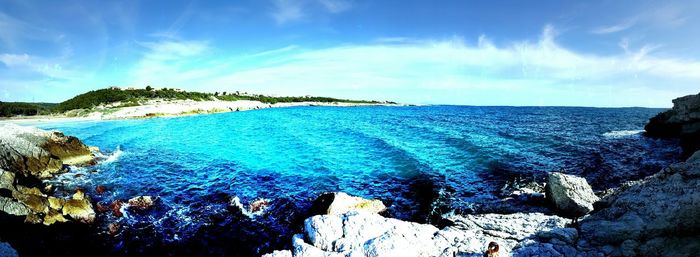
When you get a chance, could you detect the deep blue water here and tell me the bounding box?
[35,106,680,256]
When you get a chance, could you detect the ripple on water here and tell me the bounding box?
[36,106,681,256]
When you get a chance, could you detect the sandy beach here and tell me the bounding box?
[0,99,397,124]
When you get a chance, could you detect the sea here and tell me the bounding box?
[30,105,681,256]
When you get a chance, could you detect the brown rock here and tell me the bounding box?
[95,185,107,194]
[249,198,270,213]
[108,223,120,236]
[96,202,109,213]
[110,200,124,217]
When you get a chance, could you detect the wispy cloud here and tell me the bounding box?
[270,0,305,24]
[269,0,352,24]
[591,20,636,34]
[318,0,351,13]
[195,25,700,107]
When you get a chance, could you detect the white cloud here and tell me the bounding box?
[591,20,636,34]
[193,25,700,107]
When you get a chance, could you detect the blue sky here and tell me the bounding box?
[1,0,699,107]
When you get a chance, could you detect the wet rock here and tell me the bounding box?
[545,172,599,217]
[579,151,700,253]
[0,241,18,257]
[0,196,31,216]
[110,200,124,217]
[249,198,270,213]
[95,202,109,213]
[95,185,107,194]
[309,192,386,216]
[645,92,700,157]
[128,196,155,210]
[108,222,120,236]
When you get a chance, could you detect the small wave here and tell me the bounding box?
[96,146,123,164]
[230,196,270,218]
[603,130,644,138]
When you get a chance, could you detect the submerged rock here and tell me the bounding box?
[545,172,599,217]
[645,92,700,157]
[309,192,387,216]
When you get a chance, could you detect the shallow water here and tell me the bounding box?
[35,105,680,256]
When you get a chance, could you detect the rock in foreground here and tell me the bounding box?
[263,211,581,257]
[545,172,599,217]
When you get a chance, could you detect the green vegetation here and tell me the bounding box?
[55,88,212,112]
[217,93,391,104]
[1,87,395,117]
[0,102,57,117]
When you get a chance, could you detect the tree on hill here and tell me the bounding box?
[146,86,153,91]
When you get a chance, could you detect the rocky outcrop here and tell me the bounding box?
[645,92,700,157]
[545,172,599,217]
[308,192,386,216]
[578,151,700,256]
[0,124,94,178]
[0,124,98,225]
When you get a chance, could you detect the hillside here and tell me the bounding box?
[0,102,57,117]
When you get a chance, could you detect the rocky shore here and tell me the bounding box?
[0,124,98,225]
[263,151,700,257]
[645,92,700,157]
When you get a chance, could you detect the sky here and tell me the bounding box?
[1,0,699,107]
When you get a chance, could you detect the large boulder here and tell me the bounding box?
[0,124,93,178]
[545,172,599,217]
[645,92,700,157]
[578,151,700,256]
[263,211,596,257]
[308,192,386,216]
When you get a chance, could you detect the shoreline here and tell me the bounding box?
[0,100,402,125]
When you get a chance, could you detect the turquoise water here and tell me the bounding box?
[36,106,680,256]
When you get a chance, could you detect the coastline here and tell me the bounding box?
[0,99,401,124]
